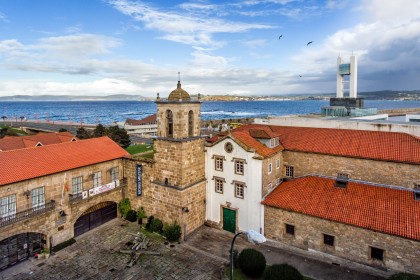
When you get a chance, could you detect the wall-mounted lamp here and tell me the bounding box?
[23,190,31,199]
[181,207,189,213]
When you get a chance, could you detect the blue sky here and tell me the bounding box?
[0,0,419,97]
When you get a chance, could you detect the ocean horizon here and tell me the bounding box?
[1,100,419,125]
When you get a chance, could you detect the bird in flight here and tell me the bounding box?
[307,41,314,46]
[279,35,283,39]
[299,75,302,77]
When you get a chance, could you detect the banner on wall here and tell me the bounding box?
[136,165,142,196]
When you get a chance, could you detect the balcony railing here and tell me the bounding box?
[69,178,127,204]
[0,200,56,228]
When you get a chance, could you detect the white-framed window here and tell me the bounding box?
[31,187,45,209]
[0,195,16,219]
[93,171,102,188]
[267,183,272,190]
[235,160,244,175]
[276,159,280,169]
[234,182,245,199]
[110,167,119,182]
[215,157,223,171]
[215,178,224,193]
[268,163,272,174]
[285,165,294,177]
[72,176,83,194]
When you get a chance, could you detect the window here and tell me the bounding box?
[323,234,335,246]
[215,178,224,193]
[267,183,272,190]
[72,176,83,194]
[93,171,102,188]
[276,159,280,169]
[0,195,16,219]
[215,157,223,171]
[285,224,295,236]
[188,110,194,137]
[110,167,119,182]
[276,177,282,185]
[235,183,245,199]
[166,110,173,137]
[268,163,272,174]
[285,165,294,177]
[370,247,384,261]
[235,160,244,175]
[31,187,45,209]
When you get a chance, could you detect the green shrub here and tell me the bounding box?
[145,216,154,230]
[126,209,137,222]
[118,198,131,218]
[388,273,420,280]
[137,207,145,220]
[150,218,163,233]
[238,248,266,278]
[264,264,303,280]
[163,222,182,242]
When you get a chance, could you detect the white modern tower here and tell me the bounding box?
[336,55,358,98]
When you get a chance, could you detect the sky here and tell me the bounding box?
[0,0,419,97]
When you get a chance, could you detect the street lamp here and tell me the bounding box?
[230,230,266,280]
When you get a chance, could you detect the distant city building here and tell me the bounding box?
[116,114,157,137]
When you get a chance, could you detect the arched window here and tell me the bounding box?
[166,110,173,137]
[188,110,194,137]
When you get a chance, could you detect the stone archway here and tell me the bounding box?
[0,232,46,271]
[73,201,117,238]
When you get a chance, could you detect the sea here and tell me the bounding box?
[1,100,419,125]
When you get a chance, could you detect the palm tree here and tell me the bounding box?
[1,116,7,126]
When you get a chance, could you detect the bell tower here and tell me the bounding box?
[148,76,206,236]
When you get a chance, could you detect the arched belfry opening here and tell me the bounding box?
[167,110,173,137]
[188,110,194,137]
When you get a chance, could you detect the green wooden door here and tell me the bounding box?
[223,208,236,233]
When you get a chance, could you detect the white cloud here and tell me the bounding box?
[108,0,272,48]
[242,39,267,48]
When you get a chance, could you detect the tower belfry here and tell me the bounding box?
[148,77,206,236]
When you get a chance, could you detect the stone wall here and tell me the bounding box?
[0,159,125,245]
[283,151,420,189]
[153,138,206,188]
[261,152,283,196]
[264,206,420,274]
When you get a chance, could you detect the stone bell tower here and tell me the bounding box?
[149,76,206,236]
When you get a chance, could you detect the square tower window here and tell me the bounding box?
[323,234,335,246]
[370,247,384,261]
[285,224,295,236]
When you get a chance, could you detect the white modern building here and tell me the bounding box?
[116,114,158,137]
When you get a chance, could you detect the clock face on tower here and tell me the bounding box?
[225,142,233,153]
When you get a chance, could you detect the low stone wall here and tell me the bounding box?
[264,206,420,274]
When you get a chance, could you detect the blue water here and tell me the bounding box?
[1,100,419,125]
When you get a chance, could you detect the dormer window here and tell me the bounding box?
[270,137,279,148]
[335,173,349,188]
[414,184,420,201]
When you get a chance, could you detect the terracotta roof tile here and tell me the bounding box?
[262,176,420,241]
[232,131,283,157]
[0,132,77,151]
[0,137,130,186]
[233,124,420,164]
[125,114,157,126]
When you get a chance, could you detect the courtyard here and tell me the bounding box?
[0,219,386,280]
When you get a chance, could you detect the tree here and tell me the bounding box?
[76,127,91,139]
[1,116,7,126]
[107,125,131,148]
[93,124,107,137]
[58,128,68,132]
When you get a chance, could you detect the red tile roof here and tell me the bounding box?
[232,131,283,157]
[232,124,420,164]
[0,137,130,186]
[125,114,157,126]
[262,176,420,241]
[0,132,77,151]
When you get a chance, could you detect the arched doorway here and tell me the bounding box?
[0,232,45,270]
[74,201,117,237]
